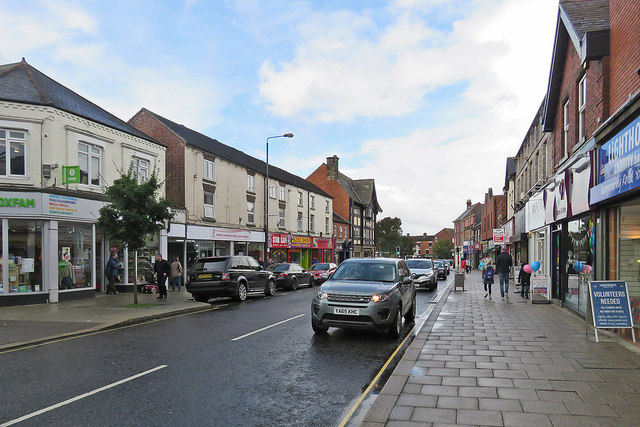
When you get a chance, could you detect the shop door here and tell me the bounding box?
[551,227,562,300]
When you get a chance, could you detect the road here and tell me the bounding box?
[0,275,452,427]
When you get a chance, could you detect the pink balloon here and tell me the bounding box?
[523,264,533,273]
[581,264,592,274]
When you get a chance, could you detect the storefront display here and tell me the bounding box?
[616,201,640,325]
[57,222,94,290]
[563,214,595,314]
[7,220,43,293]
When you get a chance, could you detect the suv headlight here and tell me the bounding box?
[316,291,328,300]
[371,292,391,303]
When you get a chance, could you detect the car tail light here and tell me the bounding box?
[221,273,230,281]
[278,273,287,278]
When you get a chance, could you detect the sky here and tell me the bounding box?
[1,0,559,235]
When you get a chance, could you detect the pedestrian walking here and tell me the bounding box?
[170,257,183,292]
[518,262,531,299]
[154,253,171,299]
[461,258,466,274]
[483,262,494,300]
[104,251,120,294]
[495,247,513,300]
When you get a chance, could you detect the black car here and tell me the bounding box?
[433,260,448,280]
[267,263,313,290]
[186,256,276,302]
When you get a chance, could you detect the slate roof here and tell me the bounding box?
[542,0,610,131]
[333,212,350,224]
[336,172,382,213]
[0,59,158,144]
[138,108,332,198]
[453,202,482,222]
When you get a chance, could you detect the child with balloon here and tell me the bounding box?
[519,262,532,299]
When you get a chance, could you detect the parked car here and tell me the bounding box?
[406,258,437,291]
[435,259,450,274]
[309,262,338,284]
[311,258,416,338]
[267,263,313,290]
[186,255,276,302]
[433,260,447,280]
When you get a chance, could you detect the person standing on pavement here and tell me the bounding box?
[495,247,513,300]
[518,261,531,299]
[483,261,494,300]
[170,257,183,292]
[105,251,120,295]
[154,254,171,299]
[461,258,466,274]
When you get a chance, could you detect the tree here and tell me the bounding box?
[433,239,453,259]
[97,166,174,304]
[376,217,403,257]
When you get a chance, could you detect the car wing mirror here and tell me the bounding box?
[403,276,413,284]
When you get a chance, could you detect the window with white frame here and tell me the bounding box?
[339,226,343,238]
[78,142,102,186]
[247,201,255,224]
[247,174,255,192]
[310,214,315,231]
[310,195,315,209]
[333,225,337,237]
[131,157,149,184]
[278,207,285,228]
[297,191,303,206]
[325,217,330,234]
[325,200,330,213]
[204,159,215,181]
[563,100,569,158]
[204,191,214,218]
[0,129,26,176]
[269,181,276,198]
[578,75,586,142]
[297,211,303,231]
[279,185,286,200]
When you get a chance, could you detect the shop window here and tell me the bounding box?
[58,222,94,290]
[565,215,594,314]
[126,233,159,285]
[0,129,26,176]
[78,142,102,186]
[618,202,640,325]
[7,220,43,293]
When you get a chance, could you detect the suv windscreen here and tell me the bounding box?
[192,258,228,271]
[433,261,443,268]
[311,263,330,270]
[331,261,397,282]
[406,260,432,269]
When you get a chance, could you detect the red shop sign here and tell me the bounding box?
[269,233,290,248]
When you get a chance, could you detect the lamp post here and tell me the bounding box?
[265,133,293,261]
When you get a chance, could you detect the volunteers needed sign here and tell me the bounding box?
[589,281,633,328]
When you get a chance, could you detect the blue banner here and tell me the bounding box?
[589,281,633,328]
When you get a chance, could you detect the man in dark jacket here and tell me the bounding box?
[154,254,171,299]
[495,247,513,300]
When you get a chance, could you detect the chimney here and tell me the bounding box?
[466,199,471,208]
[326,155,339,180]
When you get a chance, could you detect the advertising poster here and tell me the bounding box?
[531,274,550,302]
[589,281,633,329]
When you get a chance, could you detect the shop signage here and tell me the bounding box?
[525,191,546,230]
[62,165,81,184]
[0,192,105,220]
[568,156,591,216]
[48,194,78,216]
[545,175,568,223]
[531,274,550,300]
[211,228,251,240]
[591,114,640,204]
[290,235,312,248]
[269,233,290,248]
[493,228,505,243]
[589,281,636,343]
[316,237,334,249]
[0,197,35,207]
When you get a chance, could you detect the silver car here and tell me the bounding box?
[311,258,416,338]
[406,258,437,291]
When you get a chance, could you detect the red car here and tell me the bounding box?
[309,262,338,284]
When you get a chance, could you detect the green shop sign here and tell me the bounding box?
[0,198,35,208]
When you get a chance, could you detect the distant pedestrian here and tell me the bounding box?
[495,247,513,300]
[483,262,494,300]
[461,259,466,273]
[170,257,183,292]
[258,257,265,268]
[518,262,531,299]
[154,254,171,299]
[105,251,120,295]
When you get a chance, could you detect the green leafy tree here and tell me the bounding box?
[400,235,416,258]
[433,238,453,259]
[97,166,174,304]
[377,217,411,257]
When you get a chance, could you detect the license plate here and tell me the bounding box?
[199,274,212,279]
[334,307,359,316]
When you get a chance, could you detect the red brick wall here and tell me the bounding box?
[609,0,640,113]
[128,110,186,208]
[307,164,351,221]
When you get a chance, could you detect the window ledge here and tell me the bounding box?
[246,223,256,227]
[247,190,256,195]
[202,217,216,223]
[203,178,216,185]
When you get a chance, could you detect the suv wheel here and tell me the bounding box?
[404,293,416,323]
[236,282,248,302]
[265,280,276,297]
[387,304,403,339]
[312,319,328,334]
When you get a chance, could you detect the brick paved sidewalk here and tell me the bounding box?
[362,270,640,426]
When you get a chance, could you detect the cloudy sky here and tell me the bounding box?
[1,0,559,235]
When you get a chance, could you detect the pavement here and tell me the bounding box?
[361,270,640,426]
[0,288,212,351]
[2,272,640,426]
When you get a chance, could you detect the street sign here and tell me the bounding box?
[589,281,635,343]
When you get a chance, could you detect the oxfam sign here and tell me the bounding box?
[0,198,35,208]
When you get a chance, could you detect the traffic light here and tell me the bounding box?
[396,246,400,256]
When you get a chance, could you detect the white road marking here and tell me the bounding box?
[0,365,167,427]
[231,314,306,341]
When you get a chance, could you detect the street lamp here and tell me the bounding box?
[265,133,294,261]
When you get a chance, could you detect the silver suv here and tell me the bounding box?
[311,258,416,338]
[406,258,437,291]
